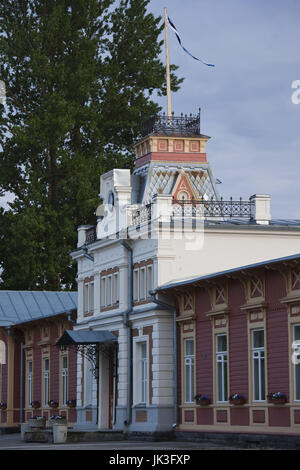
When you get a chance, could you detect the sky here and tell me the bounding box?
[0,0,299,219]
[149,0,300,219]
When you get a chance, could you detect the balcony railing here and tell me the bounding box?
[172,197,255,219]
[141,111,201,137]
[84,198,255,244]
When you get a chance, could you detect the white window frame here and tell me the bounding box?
[101,272,119,309]
[252,329,265,402]
[28,360,33,406]
[84,280,94,314]
[44,357,50,406]
[62,355,68,406]
[139,267,146,301]
[216,334,228,403]
[133,265,154,303]
[293,324,300,401]
[184,338,195,404]
[133,269,139,302]
[133,337,149,406]
[0,340,6,365]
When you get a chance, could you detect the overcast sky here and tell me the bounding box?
[149,0,300,219]
[1,1,299,219]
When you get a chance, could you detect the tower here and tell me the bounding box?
[131,111,220,206]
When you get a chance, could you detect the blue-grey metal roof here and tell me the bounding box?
[204,218,300,227]
[0,291,77,326]
[157,252,300,292]
[56,330,117,346]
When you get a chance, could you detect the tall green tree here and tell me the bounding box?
[0,0,182,290]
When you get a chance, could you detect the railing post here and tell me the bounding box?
[249,194,271,225]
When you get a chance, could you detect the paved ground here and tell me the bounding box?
[0,433,244,451]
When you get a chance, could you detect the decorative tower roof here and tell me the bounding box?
[131,111,220,205]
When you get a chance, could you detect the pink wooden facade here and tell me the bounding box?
[0,313,77,429]
[165,255,300,437]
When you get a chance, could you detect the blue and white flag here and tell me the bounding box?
[168,16,215,67]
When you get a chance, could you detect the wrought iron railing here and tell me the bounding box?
[172,198,254,219]
[130,203,152,226]
[84,198,254,244]
[141,111,201,137]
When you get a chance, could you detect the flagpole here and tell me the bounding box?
[164,7,172,118]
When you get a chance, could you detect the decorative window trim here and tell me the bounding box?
[60,352,68,407]
[183,337,195,404]
[42,355,50,407]
[215,333,229,403]
[251,329,266,402]
[25,354,33,408]
[206,282,229,317]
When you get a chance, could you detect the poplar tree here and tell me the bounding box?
[0,0,182,290]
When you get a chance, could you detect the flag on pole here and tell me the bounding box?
[168,16,215,67]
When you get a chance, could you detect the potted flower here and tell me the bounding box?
[229,394,247,405]
[48,400,59,408]
[267,392,287,405]
[48,414,67,426]
[0,402,7,410]
[30,400,40,409]
[194,394,211,406]
[28,415,46,427]
[66,399,76,408]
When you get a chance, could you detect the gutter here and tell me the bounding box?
[150,291,178,429]
[119,239,133,427]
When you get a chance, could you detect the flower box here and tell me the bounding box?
[28,416,46,427]
[30,400,40,409]
[66,399,76,408]
[48,400,59,408]
[48,415,67,426]
[267,393,287,405]
[229,394,247,405]
[194,395,211,406]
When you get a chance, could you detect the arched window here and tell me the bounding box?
[0,340,6,364]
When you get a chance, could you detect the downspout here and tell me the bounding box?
[119,239,133,427]
[150,291,178,429]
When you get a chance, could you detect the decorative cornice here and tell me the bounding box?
[240,300,267,312]
[280,292,300,305]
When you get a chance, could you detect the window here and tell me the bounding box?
[140,343,148,404]
[101,273,119,309]
[133,264,153,303]
[28,361,33,406]
[62,355,68,406]
[294,325,300,401]
[84,357,93,407]
[0,340,5,364]
[184,339,195,403]
[133,340,148,405]
[252,330,265,401]
[216,334,228,402]
[84,280,94,314]
[44,358,50,406]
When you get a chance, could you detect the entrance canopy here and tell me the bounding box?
[56,329,118,347]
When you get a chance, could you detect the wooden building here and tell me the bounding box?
[0,291,77,430]
[157,253,300,442]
